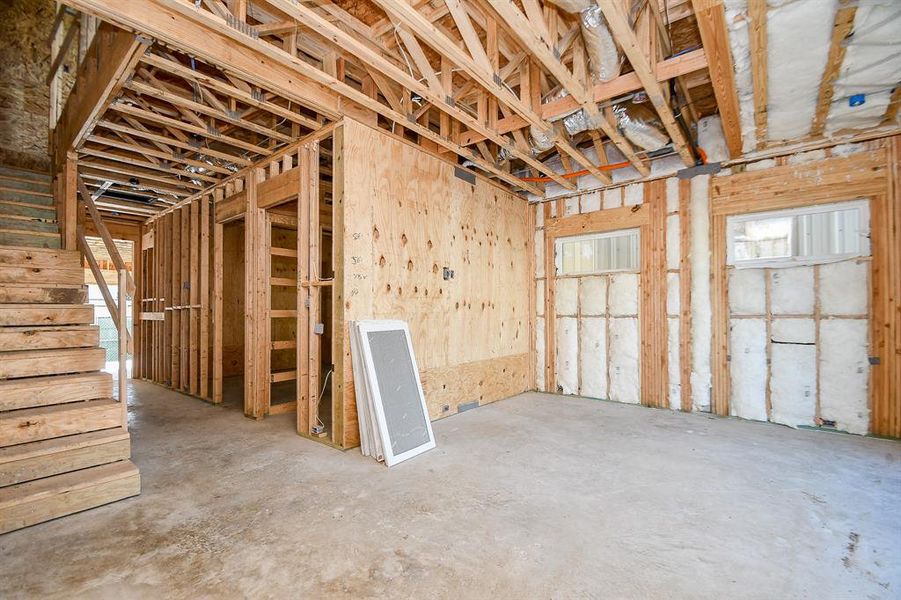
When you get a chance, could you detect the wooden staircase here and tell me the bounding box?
[0,166,139,535]
[0,166,61,249]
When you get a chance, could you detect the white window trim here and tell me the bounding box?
[726,199,870,269]
[554,227,641,276]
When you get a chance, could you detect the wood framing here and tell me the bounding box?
[543,200,668,407]
[708,143,900,437]
[691,0,743,157]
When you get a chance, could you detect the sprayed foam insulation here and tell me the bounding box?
[729,268,766,315]
[769,318,817,426]
[623,183,644,206]
[579,317,607,399]
[536,317,546,391]
[666,177,680,214]
[819,319,870,435]
[535,203,545,228]
[666,215,681,270]
[689,176,712,411]
[579,276,607,316]
[826,2,901,134]
[602,187,623,210]
[556,316,579,395]
[723,0,757,152]
[667,273,680,316]
[535,229,545,279]
[564,196,580,217]
[556,278,580,316]
[729,318,768,422]
[608,273,639,316]
[609,317,640,404]
[0,0,64,171]
[580,190,601,213]
[668,317,681,410]
[820,259,869,315]
[765,0,836,142]
[770,266,815,315]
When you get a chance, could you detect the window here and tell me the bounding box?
[555,228,640,276]
[726,200,869,268]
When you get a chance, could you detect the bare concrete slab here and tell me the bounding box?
[1,382,899,599]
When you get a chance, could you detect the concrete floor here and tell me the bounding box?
[2,383,900,599]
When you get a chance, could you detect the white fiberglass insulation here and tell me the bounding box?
[689,176,712,411]
[534,229,545,279]
[536,281,545,316]
[723,0,757,152]
[666,215,680,270]
[556,316,579,394]
[536,317,546,391]
[770,266,814,314]
[826,2,901,134]
[623,183,643,206]
[697,115,729,162]
[580,190,600,213]
[579,317,607,399]
[729,268,766,315]
[820,319,870,434]
[609,317,640,404]
[765,0,837,141]
[668,317,681,409]
[729,318,769,421]
[608,273,639,316]
[579,276,607,316]
[820,259,868,315]
[555,278,579,316]
[602,187,622,210]
[666,177,679,213]
[770,317,816,428]
[667,273,680,316]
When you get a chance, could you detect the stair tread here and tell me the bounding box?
[0,346,104,358]
[0,324,97,332]
[0,372,113,411]
[0,281,86,289]
[0,428,129,465]
[0,460,137,508]
[1,398,118,419]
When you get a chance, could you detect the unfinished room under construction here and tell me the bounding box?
[1,0,899,597]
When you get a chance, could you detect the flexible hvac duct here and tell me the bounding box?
[581,6,621,82]
[530,124,556,152]
[613,102,670,152]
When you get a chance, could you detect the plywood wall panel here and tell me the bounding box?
[341,119,530,420]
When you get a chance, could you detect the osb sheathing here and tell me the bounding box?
[0,0,76,172]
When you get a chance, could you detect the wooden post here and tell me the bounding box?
[212,218,224,404]
[118,268,128,427]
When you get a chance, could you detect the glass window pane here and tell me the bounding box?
[556,229,639,275]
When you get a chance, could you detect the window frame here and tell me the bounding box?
[554,227,641,277]
[726,199,870,269]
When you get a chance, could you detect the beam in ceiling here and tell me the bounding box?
[597,0,694,166]
[811,1,857,137]
[457,48,708,146]
[748,0,768,148]
[690,0,743,158]
[66,0,542,195]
